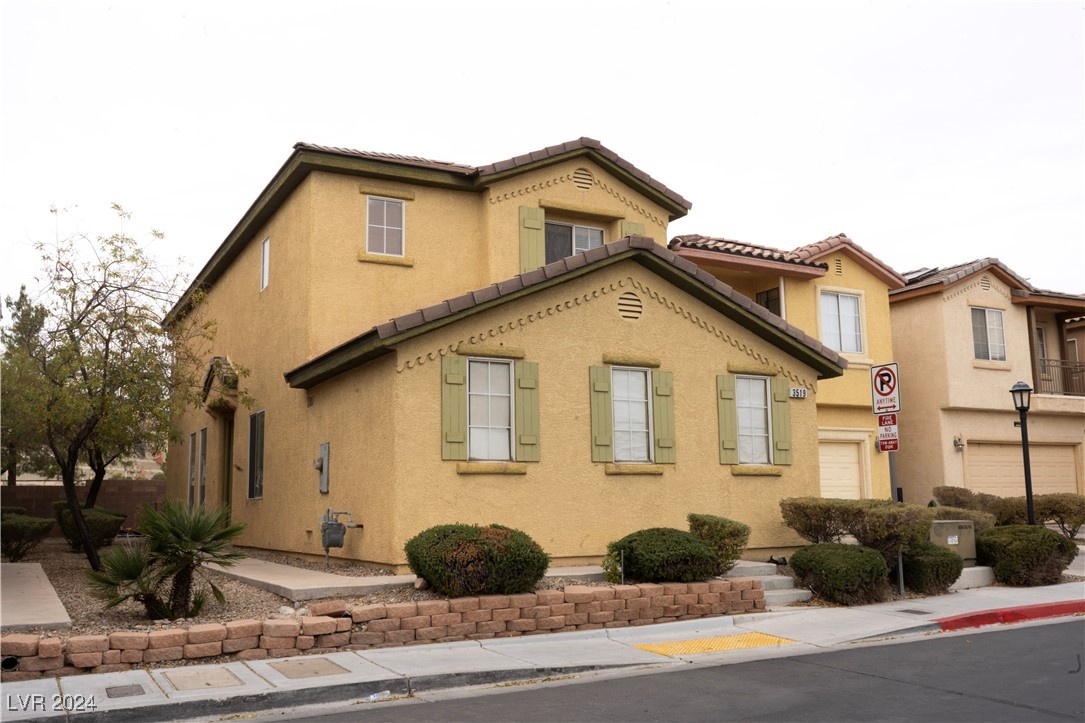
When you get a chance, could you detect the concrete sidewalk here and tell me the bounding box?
[2,581,1081,722]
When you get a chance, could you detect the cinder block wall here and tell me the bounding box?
[0,480,166,532]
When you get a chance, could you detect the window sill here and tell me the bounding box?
[358,252,415,267]
[972,360,1012,371]
[605,463,664,475]
[456,462,527,475]
[730,465,784,477]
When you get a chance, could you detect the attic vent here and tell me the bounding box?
[572,168,594,190]
[834,258,844,276]
[618,292,643,320]
[980,275,991,290]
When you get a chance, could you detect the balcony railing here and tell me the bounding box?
[1034,359,1085,396]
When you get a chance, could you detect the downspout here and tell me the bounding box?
[778,276,787,320]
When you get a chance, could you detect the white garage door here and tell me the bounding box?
[966,443,1079,496]
[819,441,862,499]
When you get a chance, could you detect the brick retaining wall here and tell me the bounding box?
[0,579,764,680]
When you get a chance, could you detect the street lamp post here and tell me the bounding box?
[1009,381,1036,525]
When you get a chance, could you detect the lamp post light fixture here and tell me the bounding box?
[1009,381,1036,525]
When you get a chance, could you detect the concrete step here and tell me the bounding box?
[722,560,777,577]
[756,574,799,591]
[764,587,813,606]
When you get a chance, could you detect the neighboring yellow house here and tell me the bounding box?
[889,259,1085,503]
[165,139,846,569]
[670,234,905,501]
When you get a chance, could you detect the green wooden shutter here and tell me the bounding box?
[770,377,793,465]
[441,356,468,461]
[717,375,739,465]
[515,361,540,462]
[589,366,613,463]
[519,206,545,273]
[621,221,646,238]
[652,370,676,464]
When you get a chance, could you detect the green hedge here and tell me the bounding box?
[602,528,717,584]
[404,523,550,597]
[931,486,978,509]
[1,515,53,562]
[977,525,1078,586]
[931,506,996,534]
[902,541,964,594]
[1035,493,1085,539]
[779,498,892,544]
[847,504,933,568]
[985,497,1028,526]
[52,501,126,552]
[687,513,750,574]
[789,543,889,605]
[0,506,27,518]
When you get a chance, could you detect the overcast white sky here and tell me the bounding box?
[2,1,1083,308]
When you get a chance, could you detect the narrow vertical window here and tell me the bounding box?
[260,237,270,291]
[820,291,863,353]
[467,359,512,460]
[248,411,264,499]
[198,427,208,506]
[187,432,197,507]
[1035,326,1048,362]
[971,308,1006,361]
[612,367,652,462]
[736,376,771,464]
[367,197,404,256]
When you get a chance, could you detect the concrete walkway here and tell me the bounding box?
[2,582,1082,722]
[0,564,71,631]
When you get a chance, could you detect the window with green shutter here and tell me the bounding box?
[770,377,793,465]
[442,355,540,462]
[717,373,792,466]
[717,375,739,465]
[620,220,645,238]
[519,207,545,273]
[590,365,676,464]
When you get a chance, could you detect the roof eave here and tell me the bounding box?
[673,247,827,279]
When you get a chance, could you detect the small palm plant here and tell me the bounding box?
[87,500,246,620]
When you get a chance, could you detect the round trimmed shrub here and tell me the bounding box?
[902,541,964,594]
[404,523,550,597]
[977,525,1078,586]
[52,501,129,551]
[931,486,978,509]
[789,543,890,605]
[687,513,750,574]
[602,527,717,584]
[1035,493,1085,539]
[1,514,53,562]
[0,506,28,518]
[985,497,1028,526]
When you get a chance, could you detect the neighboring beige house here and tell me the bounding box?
[669,234,905,501]
[889,259,1085,503]
[165,139,847,570]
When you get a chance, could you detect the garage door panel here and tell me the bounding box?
[820,441,862,499]
[966,443,1078,496]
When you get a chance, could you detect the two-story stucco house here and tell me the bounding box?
[165,138,847,570]
[669,234,905,502]
[889,259,1085,503]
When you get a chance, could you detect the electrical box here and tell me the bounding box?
[322,521,345,550]
[930,519,976,567]
[318,442,329,494]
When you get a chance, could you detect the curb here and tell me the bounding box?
[936,600,1085,632]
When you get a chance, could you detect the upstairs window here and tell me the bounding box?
[971,308,1006,361]
[755,287,781,316]
[545,222,603,264]
[260,237,270,291]
[820,291,863,353]
[367,196,404,256]
[1035,326,1049,362]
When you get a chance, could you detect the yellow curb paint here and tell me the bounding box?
[634,632,797,657]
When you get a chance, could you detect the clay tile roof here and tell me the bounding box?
[669,235,826,269]
[284,238,848,389]
[293,142,477,174]
[791,233,905,288]
[891,258,1029,295]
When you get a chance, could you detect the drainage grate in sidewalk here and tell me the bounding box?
[634,632,796,657]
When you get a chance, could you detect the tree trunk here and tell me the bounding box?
[168,565,194,619]
[5,444,16,485]
[85,448,106,509]
[60,463,101,571]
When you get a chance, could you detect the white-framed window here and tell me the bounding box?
[468,359,513,461]
[545,222,603,264]
[1035,326,1049,362]
[612,367,653,462]
[367,196,404,256]
[248,411,265,499]
[198,427,207,506]
[1069,338,1079,362]
[260,237,270,291]
[971,308,1006,361]
[820,291,863,353]
[736,375,771,464]
[187,432,197,507]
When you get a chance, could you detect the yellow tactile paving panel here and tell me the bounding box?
[634,632,797,657]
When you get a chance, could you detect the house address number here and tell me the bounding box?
[789,388,808,399]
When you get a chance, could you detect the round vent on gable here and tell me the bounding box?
[572,168,594,190]
[980,275,992,291]
[618,292,643,320]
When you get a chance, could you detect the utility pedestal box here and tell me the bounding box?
[930,519,976,567]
